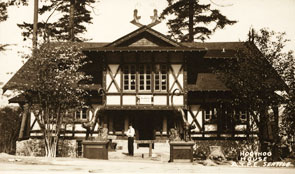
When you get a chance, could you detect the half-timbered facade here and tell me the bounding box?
[4,25,265,148]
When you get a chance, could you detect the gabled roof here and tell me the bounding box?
[104,25,183,47]
[2,24,250,95]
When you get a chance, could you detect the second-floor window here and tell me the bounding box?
[139,64,151,91]
[122,64,168,92]
[75,108,87,120]
[154,64,167,91]
[123,65,136,91]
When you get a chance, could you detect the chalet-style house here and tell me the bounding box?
[3,23,281,156]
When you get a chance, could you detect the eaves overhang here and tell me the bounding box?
[82,47,206,53]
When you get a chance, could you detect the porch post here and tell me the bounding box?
[19,104,30,139]
[102,115,107,128]
[109,115,113,134]
[124,115,129,132]
[162,115,167,135]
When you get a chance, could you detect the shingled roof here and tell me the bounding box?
[187,73,229,91]
[2,41,244,93]
[183,42,246,59]
[2,24,246,94]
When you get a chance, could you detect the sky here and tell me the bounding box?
[0,0,295,106]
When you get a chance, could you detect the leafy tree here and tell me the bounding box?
[160,0,237,42]
[0,2,8,22]
[282,92,295,139]
[14,42,91,157]
[249,29,295,142]
[214,28,294,155]
[18,0,97,42]
[0,106,22,154]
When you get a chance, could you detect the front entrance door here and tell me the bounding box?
[136,113,155,140]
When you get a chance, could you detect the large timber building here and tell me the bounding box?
[3,23,282,157]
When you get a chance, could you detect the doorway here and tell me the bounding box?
[137,114,155,140]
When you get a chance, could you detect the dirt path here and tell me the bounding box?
[0,153,294,174]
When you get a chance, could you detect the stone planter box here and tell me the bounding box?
[82,141,108,160]
[169,141,194,162]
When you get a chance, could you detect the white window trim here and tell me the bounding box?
[123,64,136,91]
[154,64,168,92]
[139,64,152,91]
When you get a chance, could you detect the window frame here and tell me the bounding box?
[234,110,247,123]
[138,64,152,92]
[75,108,88,120]
[203,106,217,123]
[123,64,136,91]
[154,64,168,92]
[122,64,168,92]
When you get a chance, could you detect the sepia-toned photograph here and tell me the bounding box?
[0,0,294,173]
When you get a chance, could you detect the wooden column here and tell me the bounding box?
[108,115,113,134]
[162,115,167,135]
[124,115,129,132]
[102,115,107,128]
[19,104,30,139]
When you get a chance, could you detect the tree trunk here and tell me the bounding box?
[188,0,194,42]
[32,0,39,49]
[69,0,75,41]
[44,136,58,157]
[258,109,268,152]
[272,106,279,161]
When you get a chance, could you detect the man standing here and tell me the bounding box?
[126,124,135,156]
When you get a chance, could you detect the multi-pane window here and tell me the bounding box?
[139,65,151,91]
[122,64,168,92]
[204,107,217,122]
[154,64,167,91]
[75,108,87,120]
[123,65,136,91]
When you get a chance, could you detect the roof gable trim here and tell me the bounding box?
[105,26,183,47]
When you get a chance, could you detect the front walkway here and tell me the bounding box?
[109,143,170,162]
[109,140,170,162]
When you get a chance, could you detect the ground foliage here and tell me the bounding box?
[0,106,22,154]
[160,0,236,42]
[193,139,259,161]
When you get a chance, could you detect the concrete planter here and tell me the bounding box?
[169,141,194,162]
[82,140,108,160]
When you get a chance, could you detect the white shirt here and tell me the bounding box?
[126,127,135,137]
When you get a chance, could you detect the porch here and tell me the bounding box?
[100,110,182,141]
